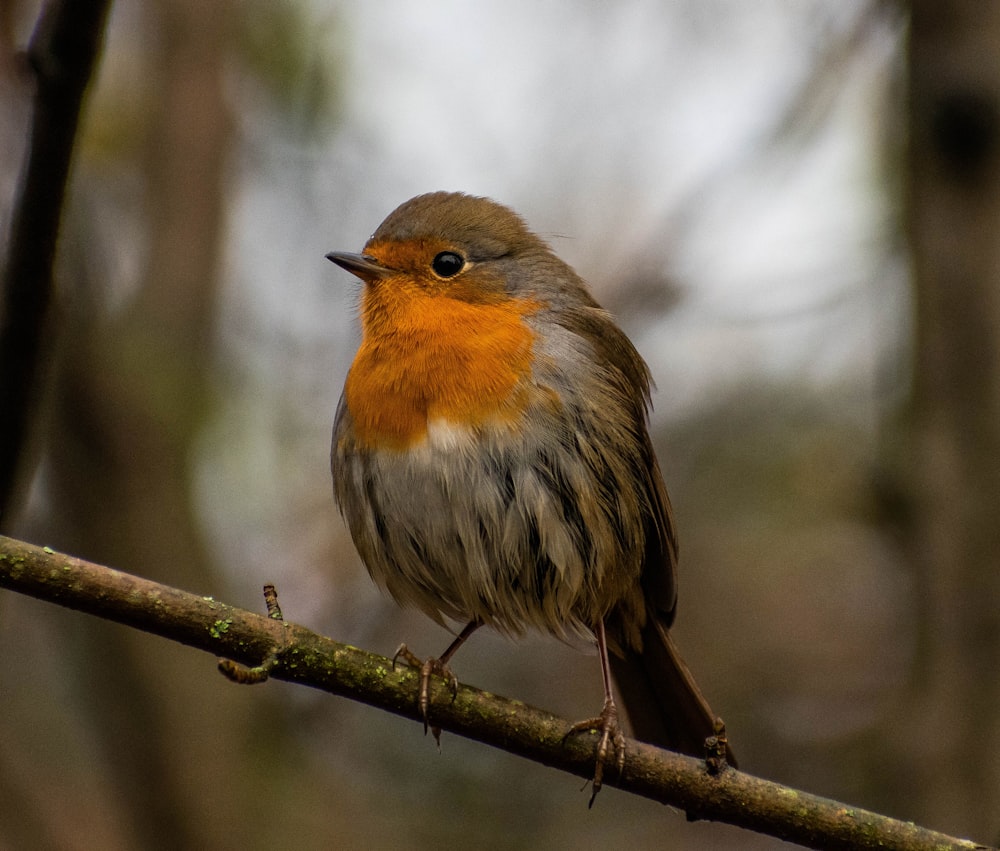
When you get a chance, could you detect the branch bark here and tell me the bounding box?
[0,0,112,520]
[0,535,987,851]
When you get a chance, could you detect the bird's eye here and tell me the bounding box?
[431,251,465,278]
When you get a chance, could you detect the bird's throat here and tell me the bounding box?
[345,286,540,450]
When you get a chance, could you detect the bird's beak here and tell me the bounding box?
[325,251,391,282]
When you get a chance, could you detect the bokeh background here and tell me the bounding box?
[2,1,997,848]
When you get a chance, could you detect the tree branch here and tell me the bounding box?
[0,534,987,851]
[0,0,112,518]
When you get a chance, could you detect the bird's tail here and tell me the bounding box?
[609,617,737,767]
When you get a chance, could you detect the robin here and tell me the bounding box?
[327,191,735,798]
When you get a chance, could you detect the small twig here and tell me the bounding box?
[263,583,283,620]
[218,584,285,683]
[704,717,731,777]
[218,650,280,685]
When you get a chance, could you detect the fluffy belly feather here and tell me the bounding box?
[334,414,643,638]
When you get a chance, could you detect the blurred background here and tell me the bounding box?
[2,1,998,848]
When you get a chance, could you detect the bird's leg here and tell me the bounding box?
[393,619,481,741]
[565,619,626,806]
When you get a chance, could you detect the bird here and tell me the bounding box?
[327,191,734,799]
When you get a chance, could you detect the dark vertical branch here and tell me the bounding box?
[903,0,1000,838]
[0,0,112,523]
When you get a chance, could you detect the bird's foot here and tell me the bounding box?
[565,696,626,806]
[392,643,459,745]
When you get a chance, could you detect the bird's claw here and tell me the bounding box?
[565,697,626,806]
[392,643,459,744]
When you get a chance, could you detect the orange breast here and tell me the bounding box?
[345,283,539,450]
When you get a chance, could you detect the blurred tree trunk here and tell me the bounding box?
[903,1,1000,840]
[33,2,259,848]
